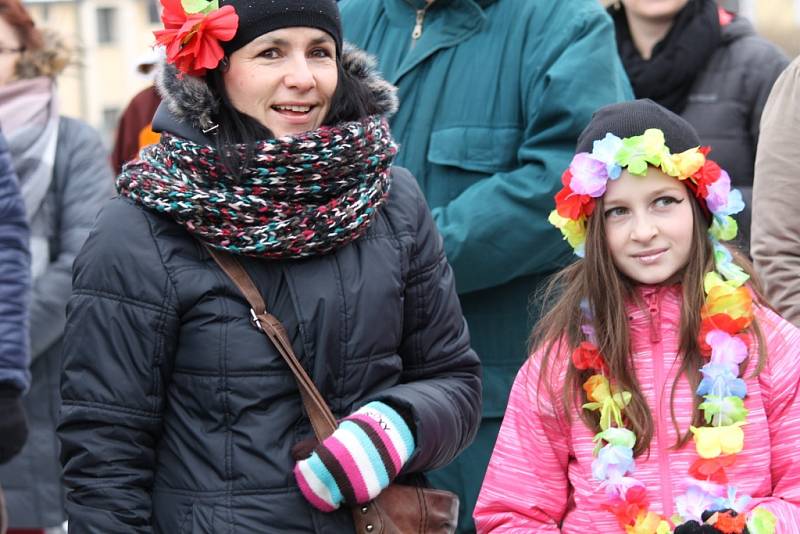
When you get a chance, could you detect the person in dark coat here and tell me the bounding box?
[0,1,113,532]
[610,0,788,253]
[58,1,482,533]
[0,128,30,523]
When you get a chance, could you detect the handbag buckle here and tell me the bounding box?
[250,308,263,331]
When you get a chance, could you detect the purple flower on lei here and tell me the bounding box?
[592,444,634,481]
[705,170,745,216]
[569,153,609,197]
[706,330,748,375]
[676,482,725,523]
[601,469,645,500]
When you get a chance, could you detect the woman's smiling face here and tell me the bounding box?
[223,27,338,138]
[602,166,695,285]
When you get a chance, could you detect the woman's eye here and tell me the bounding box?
[310,47,332,58]
[654,196,682,208]
[259,48,280,59]
[604,207,627,218]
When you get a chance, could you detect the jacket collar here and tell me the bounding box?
[153,43,398,140]
[626,284,682,331]
[381,0,487,83]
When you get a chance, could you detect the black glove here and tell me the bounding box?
[0,386,28,464]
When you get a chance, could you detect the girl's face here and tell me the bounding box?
[621,0,690,23]
[602,167,694,285]
[0,16,22,86]
[223,27,338,138]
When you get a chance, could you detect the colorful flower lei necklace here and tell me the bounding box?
[549,129,776,533]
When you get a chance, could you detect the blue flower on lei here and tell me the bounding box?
[697,363,747,398]
[590,133,623,180]
[710,486,751,514]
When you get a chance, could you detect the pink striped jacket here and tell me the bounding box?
[474,285,800,532]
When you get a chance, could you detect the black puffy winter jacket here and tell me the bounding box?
[58,47,482,534]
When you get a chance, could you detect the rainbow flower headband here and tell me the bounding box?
[553,131,776,532]
[549,129,744,266]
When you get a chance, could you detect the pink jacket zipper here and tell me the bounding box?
[645,288,674,520]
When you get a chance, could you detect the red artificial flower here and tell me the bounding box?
[689,455,736,484]
[713,510,747,534]
[571,341,607,372]
[555,170,595,220]
[601,488,649,526]
[690,157,721,199]
[698,313,750,357]
[154,0,239,77]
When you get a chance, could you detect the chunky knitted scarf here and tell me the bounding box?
[117,116,396,258]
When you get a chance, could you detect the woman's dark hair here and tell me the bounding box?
[205,57,375,178]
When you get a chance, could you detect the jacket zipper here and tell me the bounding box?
[405,0,433,43]
[645,289,674,519]
[412,8,427,39]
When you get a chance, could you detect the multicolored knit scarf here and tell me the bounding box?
[117,115,396,258]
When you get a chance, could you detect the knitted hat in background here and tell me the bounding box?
[219,0,342,57]
[576,99,701,154]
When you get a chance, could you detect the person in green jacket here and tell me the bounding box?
[338,0,632,531]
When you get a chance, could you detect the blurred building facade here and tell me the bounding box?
[23,0,161,145]
[23,0,800,146]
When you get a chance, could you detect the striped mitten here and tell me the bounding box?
[293,401,416,512]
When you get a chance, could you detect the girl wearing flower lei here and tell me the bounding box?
[474,99,800,533]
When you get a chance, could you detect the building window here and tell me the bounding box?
[101,107,121,146]
[97,7,117,45]
[147,0,160,24]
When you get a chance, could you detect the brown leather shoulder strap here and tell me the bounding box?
[205,246,337,439]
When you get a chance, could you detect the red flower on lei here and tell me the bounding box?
[689,455,736,484]
[154,0,239,77]
[555,169,595,220]
[571,341,607,373]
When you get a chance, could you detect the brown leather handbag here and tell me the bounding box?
[206,247,459,534]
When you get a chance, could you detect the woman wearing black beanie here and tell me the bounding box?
[57,0,481,532]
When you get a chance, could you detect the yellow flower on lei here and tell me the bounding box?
[690,421,746,459]
[548,210,586,250]
[582,375,632,430]
[702,272,753,324]
[661,146,705,180]
[625,511,670,534]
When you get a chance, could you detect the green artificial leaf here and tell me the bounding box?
[747,507,776,534]
[182,0,218,14]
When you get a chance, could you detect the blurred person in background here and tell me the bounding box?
[110,48,164,174]
[338,0,632,530]
[751,56,800,327]
[609,0,788,254]
[0,1,113,532]
[0,128,30,534]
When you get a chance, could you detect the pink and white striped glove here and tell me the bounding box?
[293,401,416,511]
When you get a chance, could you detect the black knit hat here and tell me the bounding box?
[576,99,701,154]
[219,0,342,57]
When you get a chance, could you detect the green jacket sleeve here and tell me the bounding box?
[431,7,632,295]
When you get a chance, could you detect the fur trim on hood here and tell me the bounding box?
[156,43,398,133]
[15,29,71,80]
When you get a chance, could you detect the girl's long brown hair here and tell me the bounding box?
[532,187,768,456]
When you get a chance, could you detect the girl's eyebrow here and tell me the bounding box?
[604,185,685,205]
